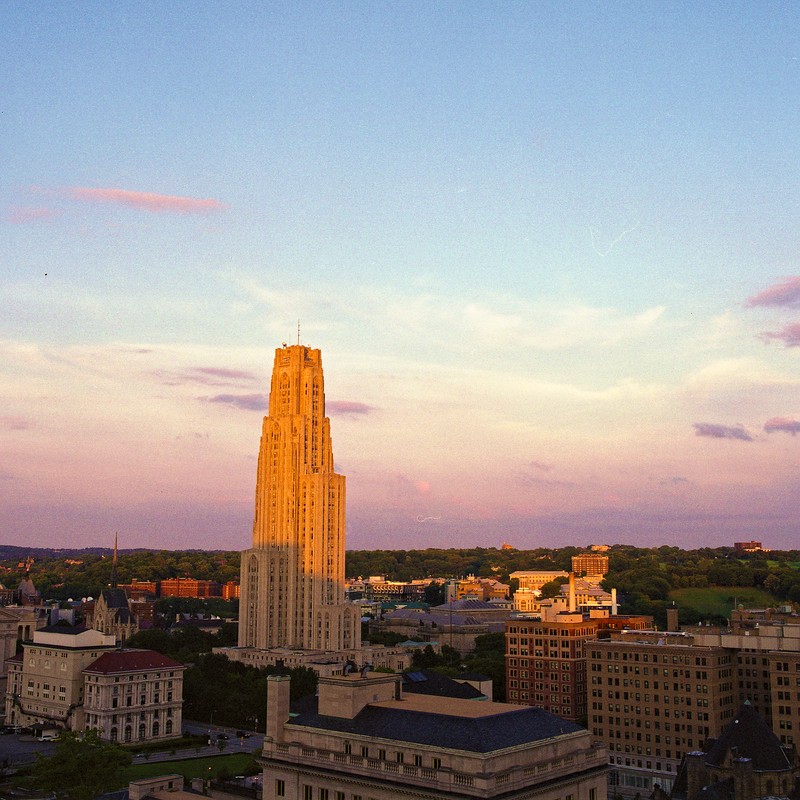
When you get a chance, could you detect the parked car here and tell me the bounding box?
[217,733,229,740]
[235,730,251,738]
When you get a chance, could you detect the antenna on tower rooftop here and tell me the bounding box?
[297,319,301,346]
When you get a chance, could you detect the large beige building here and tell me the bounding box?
[238,345,360,652]
[83,649,184,743]
[5,624,184,744]
[260,672,608,800]
[586,630,738,798]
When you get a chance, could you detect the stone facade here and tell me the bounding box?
[238,345,360,653]
[83,649,184,743]
[260,673,608,800]
[4,625,183,744]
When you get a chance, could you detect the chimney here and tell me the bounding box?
[318,673,401,719]
[611,587,618,616]
[265,675,291,744]
[569,572,576,613]
[666,607,679,632]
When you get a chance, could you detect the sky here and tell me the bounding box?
[2,2,800,553]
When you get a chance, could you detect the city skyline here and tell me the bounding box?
[2,5,799,551]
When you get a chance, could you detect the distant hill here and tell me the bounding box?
[0,545,219,561]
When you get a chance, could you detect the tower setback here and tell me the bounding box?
[238,345,361,652]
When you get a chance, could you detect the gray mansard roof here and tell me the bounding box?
[288,696,583,754]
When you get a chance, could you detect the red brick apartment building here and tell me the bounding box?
[506,612,651,722]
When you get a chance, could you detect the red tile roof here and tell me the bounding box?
[83,649,184,674]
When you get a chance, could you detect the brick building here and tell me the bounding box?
[506,611,651,722]
[586,630,738,797]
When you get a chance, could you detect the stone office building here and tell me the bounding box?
[260,672,608,800]
[586,630,738,798]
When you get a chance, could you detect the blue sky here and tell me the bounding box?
[2,3,800,552]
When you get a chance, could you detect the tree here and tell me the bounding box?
[539,578,563,599]
[28,729,131,800]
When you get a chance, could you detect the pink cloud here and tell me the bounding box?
[327,401,375,416]
[205,393,266,411]
[759,323,800,347]
[152,367,258,387]
[194,367,259,382]
[764,417,800,436]
[693,422,753,441]
[745,276,800,308]
[0,416,32,431]
[5,206,62,224]
[65,186,226,214]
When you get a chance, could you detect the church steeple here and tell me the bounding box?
[110,532,118,589]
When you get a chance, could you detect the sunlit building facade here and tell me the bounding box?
[238,345,360,652]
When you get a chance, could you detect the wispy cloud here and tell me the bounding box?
[745,276,800,308]
[63,187,226,214]
[764,417,800,436]
[5,206,62,224]
[0,415,32,430]
[327,401,374,416]
[151,367,258,387]
[204,393,266,411]
[693,422,753,441]
[194,367,259,381]
[759,323,800,347]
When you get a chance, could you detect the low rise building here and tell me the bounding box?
[260,672,608,800]
[4,624,183,744]
[83,649,184,743]
[670,702,799,800]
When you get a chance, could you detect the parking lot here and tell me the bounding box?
[0,730,57,771]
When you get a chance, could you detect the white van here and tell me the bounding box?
[39,731,60,741]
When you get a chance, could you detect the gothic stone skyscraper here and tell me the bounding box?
[238,345,361,652]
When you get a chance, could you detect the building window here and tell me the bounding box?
[276,781,285,797]
[303,786,312,800]
[432,758,442,770]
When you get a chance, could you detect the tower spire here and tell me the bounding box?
[110,532,118,589]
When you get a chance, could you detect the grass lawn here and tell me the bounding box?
[121,752,259,784]
[669,587,778,618]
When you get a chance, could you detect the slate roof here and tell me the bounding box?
[84,649,184,674]
[102,588,130,610]
[705,703,793,771]
[288,697,583,753]
[401,670,484,699]
[39,623,88,635]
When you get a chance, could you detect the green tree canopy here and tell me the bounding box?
[28,729,131,800]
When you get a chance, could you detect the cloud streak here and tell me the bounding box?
[64,187,226,214]
[693,422,753,441]
[759,323,800,347]
[152,367,259,387]
[5,206,63,224]
[0,416,32,430]
[327,401,374,416]
[745,277,800,308]
[204,393,266,411]
[764,417,800,436]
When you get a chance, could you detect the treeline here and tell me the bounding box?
[0,549,242,600]
[3,544,800,610]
